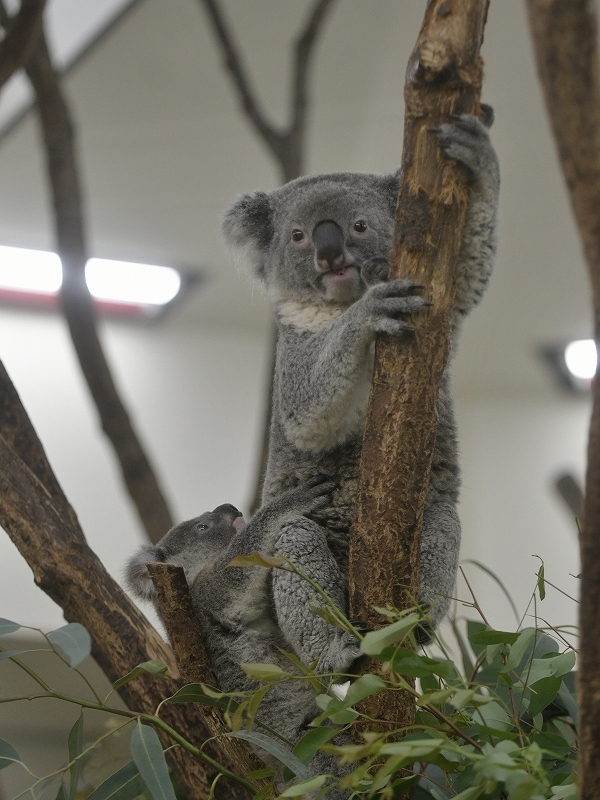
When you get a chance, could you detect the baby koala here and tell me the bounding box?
[126,478,358,793]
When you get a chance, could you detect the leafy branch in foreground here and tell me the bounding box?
[0,561,578,800]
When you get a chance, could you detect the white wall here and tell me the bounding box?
[0,306,271,630]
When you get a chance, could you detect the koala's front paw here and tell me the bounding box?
[294,476,338,514]
[363,279,429,336]
[433,113,499,188]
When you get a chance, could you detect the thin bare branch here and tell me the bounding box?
[198,0,281,154]
[22,26,174,544]
[0,0,45,89]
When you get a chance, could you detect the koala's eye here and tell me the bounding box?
[353,220,368,233]
[195,523,208,532]
[291,229,304,242]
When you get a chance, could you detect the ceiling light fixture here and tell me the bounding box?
[0,245,184,317]
[564,339,597,381]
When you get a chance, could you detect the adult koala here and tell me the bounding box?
[223,113,499,631]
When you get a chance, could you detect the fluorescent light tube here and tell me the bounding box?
[0,246,182,308]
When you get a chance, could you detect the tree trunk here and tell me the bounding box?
[0,361,254,800]
[24,30,174,545]
[349,0,489,730]
[526,2,600,795]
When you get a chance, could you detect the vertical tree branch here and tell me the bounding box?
[0,360,252,800]
[0,0,45,89]
[349,0,489,728]
[526,2,600,794]
[19,22,174,544]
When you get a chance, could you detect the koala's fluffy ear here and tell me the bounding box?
[222,191,274,283]
[125,545,163,602]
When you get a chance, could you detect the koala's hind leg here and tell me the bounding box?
[272,516,360,675]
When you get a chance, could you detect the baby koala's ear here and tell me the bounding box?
[124,545,163,602]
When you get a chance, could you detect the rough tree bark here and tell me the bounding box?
[526,2,600,795]
[0,361,260,800]
[147,563,266,781]
[198,0,338,512]
[0,0,44,90]
[0,8,175,544]
[349,0,489,728]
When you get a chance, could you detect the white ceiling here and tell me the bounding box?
[0,0,594,397]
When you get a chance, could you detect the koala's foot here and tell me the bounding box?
[363,279,430,336]
[432,113,498,188]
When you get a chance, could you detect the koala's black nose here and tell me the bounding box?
[313,220,345,271]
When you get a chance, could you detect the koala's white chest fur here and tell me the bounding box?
[277,299,374,452]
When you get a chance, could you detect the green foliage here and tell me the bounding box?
[0,562,578,800]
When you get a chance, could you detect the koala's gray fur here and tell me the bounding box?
[223,113,499,630]
[125,478,355,795]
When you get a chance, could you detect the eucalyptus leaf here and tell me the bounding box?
[166,683,237,711]
[47,624,92,667]
[360,613,420,656]
[503,628,536,674]
[283,727,339,783]
[67,713,83,800]
[130,723,177,800]
[527,676,562,718]
[0,619,20,636]
[231,731,311,779]
[240,662,285,681]
[279,774,327,796]
[85,762,144,800]
[113,660,170,690]
[470,629,520,646]
[0,738,22,770]
[472,700,511,732]
[523,651,576,685]
[342,674,386,708]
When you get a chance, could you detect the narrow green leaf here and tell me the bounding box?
[231,731,310,779]
[279,775,327,796]
[503,628,536,673]
[524,651,576,685]
[0,619,20,636]
[507,775,540,800]
[283,727,338,783]
[67,712,84,800]
[558,681,578,724]
[528,676,561,717]
[130,723,177,800]
[55,784,68,800]
[240,663,285,681]
[113,660,170,690]
[342,674,386,708]
[452,788,484,800]
[463,560,520,623]
[360,614,420,656]
[469,629,520,646]
[166,683,236,710]
[0,738,22,770]
[47,624,92,667]
[85,762,145,800]
[245,767,275,780]
[472,700,511,732]
[391,648,453,678]
[536,562,546,601]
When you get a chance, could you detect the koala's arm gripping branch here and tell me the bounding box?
[0,360,250,800]
[526,2,600,793]
[349,0,489,728]
[0,0,45,90]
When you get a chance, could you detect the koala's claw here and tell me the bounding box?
[348,618,371,635]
